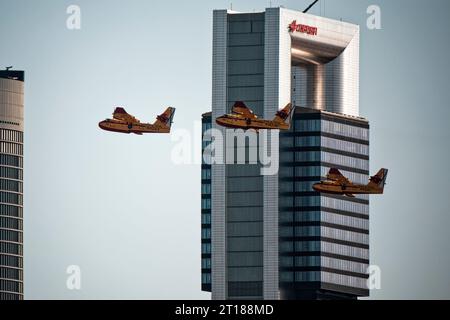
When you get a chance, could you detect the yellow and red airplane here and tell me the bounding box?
[99,107,175,135]
[313,168,388,197]
[215,101,294,131]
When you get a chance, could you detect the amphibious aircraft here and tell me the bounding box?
[99,107,175,135]
[312,168,388,197]
[215,101,294,131]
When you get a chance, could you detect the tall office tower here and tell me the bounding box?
[0,70,25,300]
[279,107,369,299]
[203,7,367,300]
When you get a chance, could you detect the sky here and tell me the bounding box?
[0,0,449,300]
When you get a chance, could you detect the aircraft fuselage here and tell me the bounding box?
[312,181,383,195]
[215,115,289,131]
[98,119,169,134]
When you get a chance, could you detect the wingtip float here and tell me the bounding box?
[99,107,176,135]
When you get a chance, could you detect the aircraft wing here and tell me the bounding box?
[326,168,351,184]
[231,101,258,119]
[113,107,140,123]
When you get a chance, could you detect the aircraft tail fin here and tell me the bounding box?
[113,107,129,120]
[273,103,294,125]
[114,107,127,115]
[154,107,176,128]
[368,168,388,192]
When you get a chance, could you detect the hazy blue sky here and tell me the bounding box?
[1,0,449,299]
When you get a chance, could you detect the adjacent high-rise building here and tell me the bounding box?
[201,7,370,300]
[278,107,369,299]
[0,70,24,300]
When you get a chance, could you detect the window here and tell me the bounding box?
[0,154,22,168]
[321,272,367,289]
[321,197,369,215]
[279,241,294,253]
[321,242,369,260]
[201,184,211,195]
[295,256,320,267]
[321,137,368,156]
[294,211,321,222]
[201,199,211,210]
[0,167,23,180]
[321,257,368,274]
[295,182,316,193]
[0,204,22,218]
[280,272,294,282]
[294,166,321,177]
[0,129,23,143]
[0,229,22,242]
[0,217,22,230]
[0,179,23,193]
[321,152,369,171]
[295,271,320,282]
[201,228,211,240]
[295,226,321,237]
[0,255,23,268]
[0,292,23,300]
[0,242,22,255]
[295,120,321,132]
[0,279,23,293]
[201,214,211,224]
[295,136,321,147]
[201,169,211,180]
[201,273,211,284]
[321,212,368,230]
[201,243,211,254]
[321,227,369,245]
[321,120,369,141]
[0,267,23,281]
[201,258,211,269]
[0,192,23,205]
[0,142,23,156]
[295,241,321,252]
[295,151,320,162]
[202,122,212,133]
[280,256,293,267]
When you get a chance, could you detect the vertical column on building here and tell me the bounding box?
[263,7,292,300]
[211,9,228,300]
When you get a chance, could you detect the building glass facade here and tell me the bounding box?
[202,106,370,299]
[201,113,212,292]
[279,107,369,299]
[206,7,368,300]
[226,12,266,300]
[0,70,25,300]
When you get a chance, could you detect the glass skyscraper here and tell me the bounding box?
[201,106,370,299]
[0,70,25,300]
[278,107,369,299]
[202,7,369,300]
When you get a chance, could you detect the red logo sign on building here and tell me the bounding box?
[288,20,318,36]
